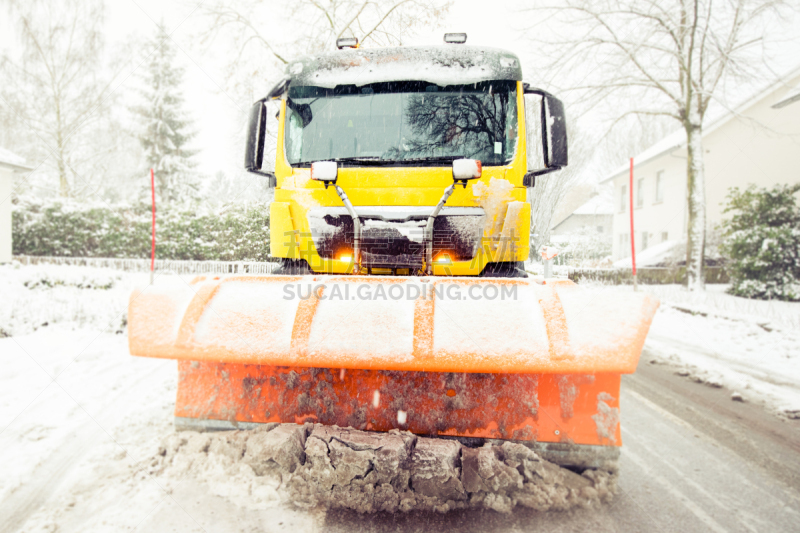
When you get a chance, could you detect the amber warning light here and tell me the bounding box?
[336,37,359,49]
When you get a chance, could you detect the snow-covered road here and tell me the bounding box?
[2,265,799,531]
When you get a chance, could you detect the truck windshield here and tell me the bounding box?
[284,80,518,166]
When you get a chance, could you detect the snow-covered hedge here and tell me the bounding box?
[720,184,800,302]
[12,197,271,261]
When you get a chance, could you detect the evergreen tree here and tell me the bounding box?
[720,184,800,302]
[134,24,197,203]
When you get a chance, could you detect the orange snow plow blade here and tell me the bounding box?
[128,275,658,460]
[174,362,623,451]
[129,275,658,374]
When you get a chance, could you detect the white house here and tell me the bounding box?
[551,194,613,236]
[548,193,614,266]
[601,67,800,260]
[0,147,33,263]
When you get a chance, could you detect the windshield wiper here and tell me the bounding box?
[394,155,463,163]
[301,155,466,167]
[303,157,394,166]
[385,155,468,166]
[331,157,383,162]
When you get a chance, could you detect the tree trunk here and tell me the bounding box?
[55,101,70,197]
[684,121,706,291]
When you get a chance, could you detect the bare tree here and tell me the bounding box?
[0,0,116,198]
[197,0,451,99]
[202,0,451,60]
[527,0,792,291]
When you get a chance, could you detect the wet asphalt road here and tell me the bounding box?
[321,350,800,532]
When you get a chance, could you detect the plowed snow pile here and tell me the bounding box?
[151,424,616,514]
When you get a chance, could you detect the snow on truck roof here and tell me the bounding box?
[285,45,523,89]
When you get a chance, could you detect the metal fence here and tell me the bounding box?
[13,255,281,275]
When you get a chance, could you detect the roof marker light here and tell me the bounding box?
[336,37,359,49]
[444,33,467,44]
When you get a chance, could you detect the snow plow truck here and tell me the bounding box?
[128,34,659,472]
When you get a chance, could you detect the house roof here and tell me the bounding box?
[600,63,800,184]
[612,239,681,268]
[0,147,33,172]
[571,193,613,215]
[551,193,613,231]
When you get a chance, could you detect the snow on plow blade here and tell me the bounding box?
[129,275,659,459]
[129,275,657,374]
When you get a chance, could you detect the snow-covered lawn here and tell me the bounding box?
[2,263,799,530]
[641,284,800,418]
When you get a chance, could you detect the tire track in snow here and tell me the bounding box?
[0,355,170,533]
[0,421,102,533]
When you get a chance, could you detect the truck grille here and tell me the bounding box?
[307,206,485,269]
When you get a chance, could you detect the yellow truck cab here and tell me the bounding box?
[244,35,568,277]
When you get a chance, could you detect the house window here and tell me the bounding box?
[655,171,665,203]
[619,233,630,257]
[619,185,627,213]
[642,231,648,250]
[662,231,668,242]
[636,178,644,208]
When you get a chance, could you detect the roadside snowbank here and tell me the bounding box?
[639,285,800,418]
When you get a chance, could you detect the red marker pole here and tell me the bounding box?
[629,157,637,291]
[150,168,156,285]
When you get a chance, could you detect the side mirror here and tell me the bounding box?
[452,159,482,187]
[244,100,276,187]
[311,161,338,189]
[543,95,568,168]
[522,86,568,186]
